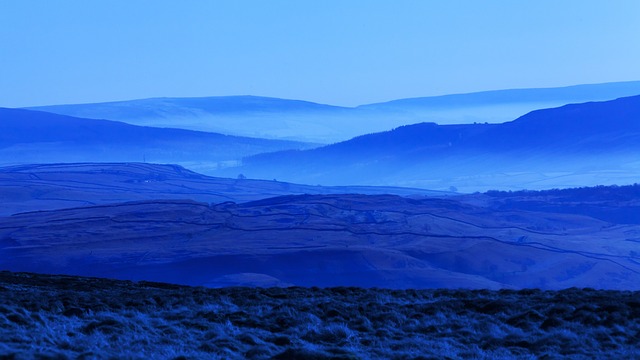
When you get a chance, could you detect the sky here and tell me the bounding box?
[1,0,640,108]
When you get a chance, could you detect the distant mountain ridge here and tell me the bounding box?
[26,95,350,118]
[25,96,358,143]
[25,81,640,143]
[361,80,640,109]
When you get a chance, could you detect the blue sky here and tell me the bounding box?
[1,0,639,107]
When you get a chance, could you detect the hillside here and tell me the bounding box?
[2,192,639,290]
[0,108,315,174]
[232,95,640,191]
[1,162,639,291]
[462,184,640,225]
[0,162,445,216]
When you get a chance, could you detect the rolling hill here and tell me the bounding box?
[1,162,639,290]
[0,108,316,174]
[0,162,446,216]
[228,95,640,192]
[25,96,360,143]
[1,192,639,290]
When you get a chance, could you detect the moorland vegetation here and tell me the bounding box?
[1,272,639,359]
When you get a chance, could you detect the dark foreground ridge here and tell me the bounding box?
[1,271,639,359]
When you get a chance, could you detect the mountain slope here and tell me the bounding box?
[228,95,640,191]
[25,81,640,143]
[0,108,315,173]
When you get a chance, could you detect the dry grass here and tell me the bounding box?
[1,271,639,359]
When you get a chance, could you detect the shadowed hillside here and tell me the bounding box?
[460,184,640,225]
[0,108,316,173]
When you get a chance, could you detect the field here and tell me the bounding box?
[1,271,639,359]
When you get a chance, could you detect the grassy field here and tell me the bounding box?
[1,271,639,359]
